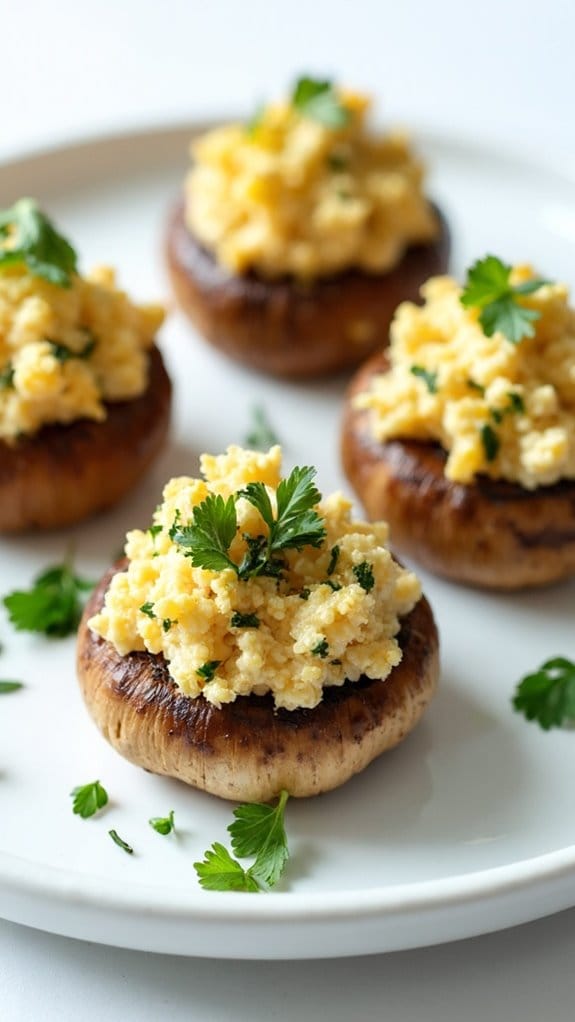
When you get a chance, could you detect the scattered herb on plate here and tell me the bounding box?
[149,810,175,836]
[3,557,94,637]
[194,790,290,892]
[71,780,109,819]
[109,829,134,855]
[513,657,575,730]
[0,680,23,694]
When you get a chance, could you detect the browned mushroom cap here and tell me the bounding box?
[342,350,575,590]
[165,200,451,380]
[77,564,439,802]
[0,347,171,532]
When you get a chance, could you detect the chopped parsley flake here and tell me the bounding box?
[353,561,375,592]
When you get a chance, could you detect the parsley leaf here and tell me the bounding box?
[173,466,326,582]
[0,680,23,694]
[353,561,375,592]
[513,657,575,730]
[244,404,279,451]
[194,842,261,892]
[231,611,260,628]
[311,638,329,658]
[0,198,78,287]
[0,364,14,390]
[149,810,175,835]
[460,255,549,344]
[327,545,340,576]
[291,76,349,127]
[71,780,108,819]
[139,602,155,618]
[3,559,94,637]
[196,660,221,683]
[480,423,500,462]
[229,789,290,888]
[162,618,177,632]
[410,365,438,394]
[194,791,290,892]
[172,494,239,573]
[47,334,96,362]
[109,829,133,854]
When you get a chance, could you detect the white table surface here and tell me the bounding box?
[2,1,575,1018]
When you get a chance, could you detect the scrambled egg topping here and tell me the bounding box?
[355,270,575,489]
[185,91,438,280]
[0,266,164,442]
[89,446,421,711]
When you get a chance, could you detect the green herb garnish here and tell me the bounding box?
[0,198,78,287]
[291,77,349,128]
[513,657,575,730]
[460,255,549,344]
[162,618,177,632]
[311,638,329,658]
[480,423,500,462]
[244,404,279,452]
[109,829,133,855]
[327,545,340,576]
[148,524,162,540]
[194,790,290,892]
[0,680,23,694]
[353,561,375,592]
[231,611,260,629]
[467,378,486,395]
[71,780,108,819]
[327,152,349,171]
[47,333,95,363]
[196,660,221,683]
[0,364,14,390]
[299,588,311,601]
[3,558,94,637]
[149,810,175,836]
[410,365,438,393]
[139,602,155,618]
[173,466,326,582]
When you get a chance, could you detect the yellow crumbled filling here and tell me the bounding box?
[89,446,421,711]
[185,90,438,280]
[0,266,164,442]
[354,270,575,489]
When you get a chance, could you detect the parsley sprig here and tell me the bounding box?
[513,657,575,730]
[0,198,78,287]
[460,255,548,345]
[3,558,94,637]
[172,466,326,581]
[291,77,349,128]
[194,790,290,892]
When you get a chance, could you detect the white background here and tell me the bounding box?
[2,0,575,1019]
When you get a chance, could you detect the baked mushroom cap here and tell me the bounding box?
[77,563,439,802]
[342,351,575,590]
[165,200,451,380]
[0,347,171,532]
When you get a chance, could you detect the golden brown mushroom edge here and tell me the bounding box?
[165,201,451,380]
[342,350,575,590]
[0,347,172,533]
[77,561,439,802]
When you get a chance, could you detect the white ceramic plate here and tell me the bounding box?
[0,124,574,959]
